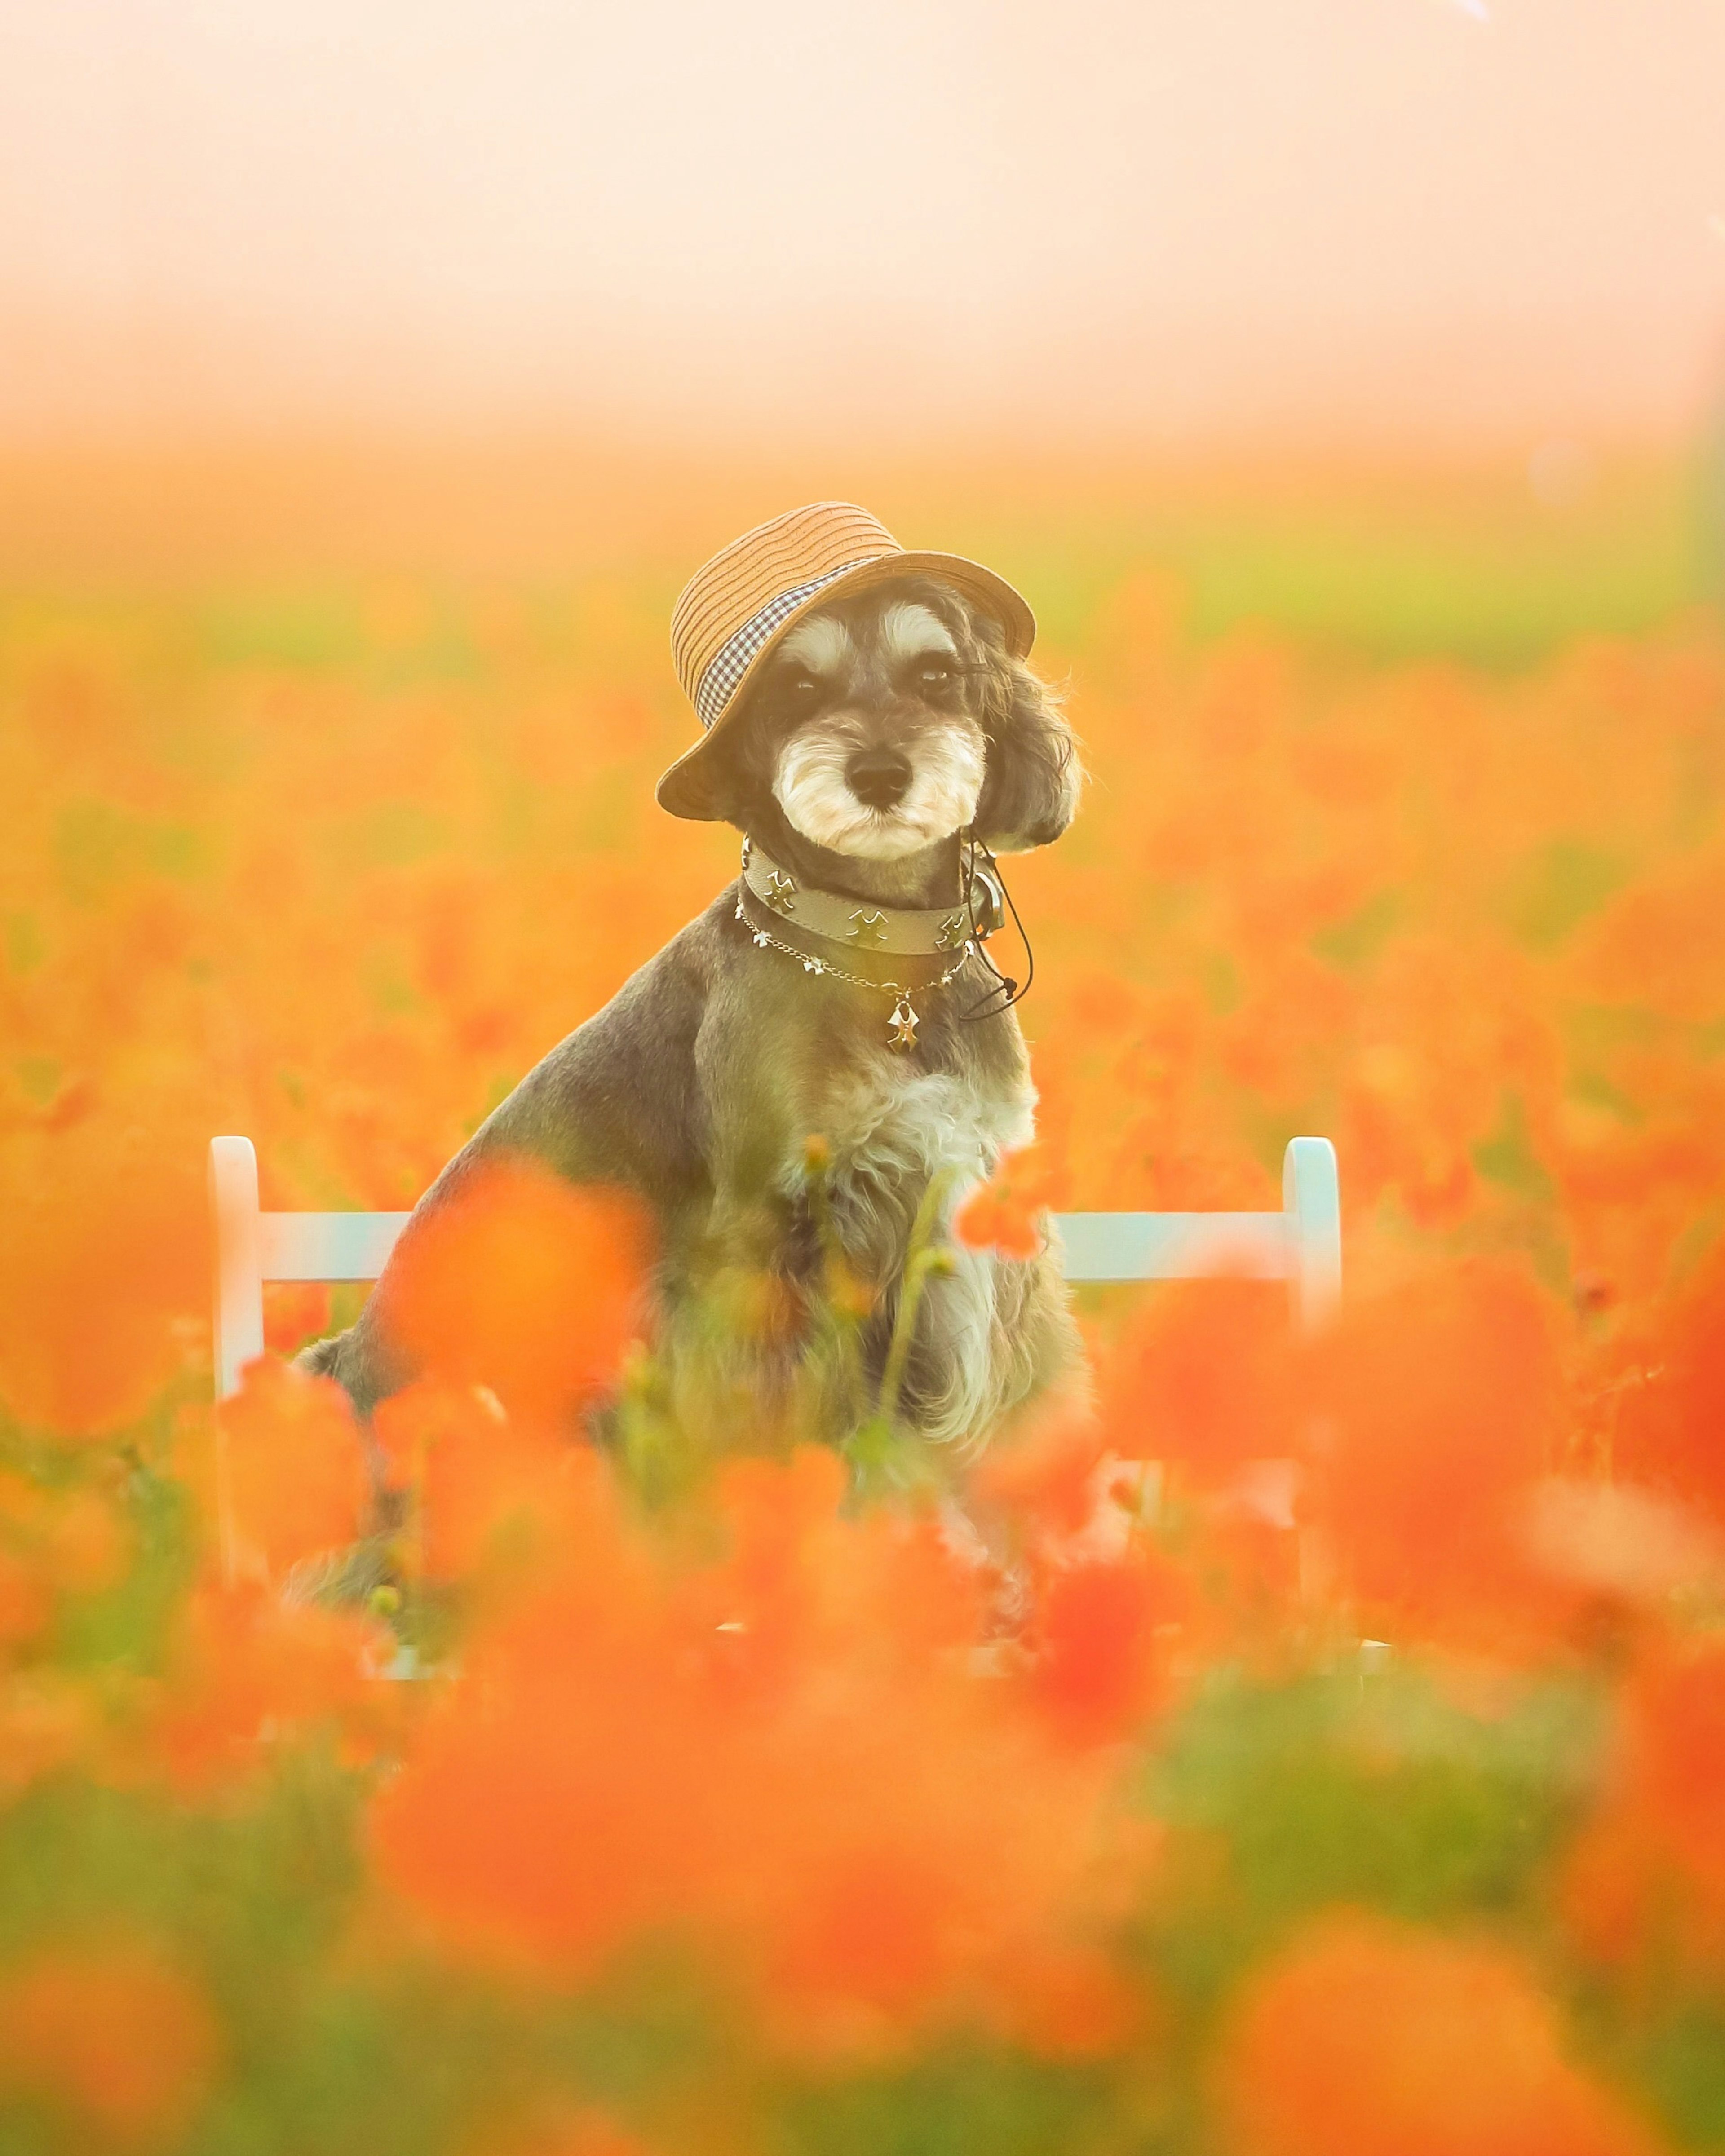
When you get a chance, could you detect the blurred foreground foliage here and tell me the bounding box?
[0,455,1723,2151]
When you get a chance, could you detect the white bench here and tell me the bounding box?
[208,1134,1342,1401]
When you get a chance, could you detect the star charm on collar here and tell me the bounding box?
[848,908,889,949]
[763,868,797,916]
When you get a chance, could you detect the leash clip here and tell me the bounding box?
[965,856,1006,940]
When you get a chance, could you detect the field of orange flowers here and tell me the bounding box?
[0,449,1723,2154]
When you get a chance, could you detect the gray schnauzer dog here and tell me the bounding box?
[302,502,1083,1452]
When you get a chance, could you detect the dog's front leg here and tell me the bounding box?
[896,1240,1082,1449]
[654,1175,848,1452]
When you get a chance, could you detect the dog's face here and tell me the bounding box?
[720,576,1080,861]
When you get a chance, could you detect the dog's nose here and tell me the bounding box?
[847,747,912,809]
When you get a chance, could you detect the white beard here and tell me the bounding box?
[774,723,986,861]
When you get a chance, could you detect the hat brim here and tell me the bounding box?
[655,550,1035,822]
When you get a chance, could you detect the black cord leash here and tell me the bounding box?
[958,830,1035,1024]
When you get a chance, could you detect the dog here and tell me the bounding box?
[301,504,1083,1455]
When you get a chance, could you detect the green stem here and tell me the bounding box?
[876,1168,956,1428]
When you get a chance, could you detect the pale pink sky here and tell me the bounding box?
[3,0,1724,445]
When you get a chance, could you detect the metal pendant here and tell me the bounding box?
[889,993,919,1051]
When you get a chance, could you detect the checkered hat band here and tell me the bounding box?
[693,561,868,729]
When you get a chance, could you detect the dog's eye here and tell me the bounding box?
[788,673,820,698]
[917,662,953,689]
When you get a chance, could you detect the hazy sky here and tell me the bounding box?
[3,0,1724,443]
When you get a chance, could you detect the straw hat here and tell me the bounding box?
[658,501,1035,820]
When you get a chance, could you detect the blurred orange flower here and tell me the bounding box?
[0,1937,220,2145]
[374,1375,571,1582]
[464,2108,656,2156]
[0,1546,53,1653]
[1615,1238,1725,1528]
[263,1281,332,1358]
[1301,1259,1566,1644]
[954,1148,1053,1260]
[970,1412,1115,1547]
[217,1354,369,1580]
[1025,1551,1185,1747]
[1621,1641,1725,1901]
[1214,1911,1665,2156]
[373,1445,1138,2056]
[0,1470,128,1650]
[381,1155,651,1424]
[1098,1276,1296,1486]
[1563,1638,1725,1969]
[0,1127,203,1439]
[145,1579,384,1791]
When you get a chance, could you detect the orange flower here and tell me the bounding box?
[381,1154,651,1424]
[970,1411,1115,1547]
[1615,1237,1725,1527]
[1563,1637,1725,1969]
[262,1280,332,1358]
[1097,1275,1296,1485]
[0,1670,100,1798]
[374,1376,569,1582]
[1301,1258,1565,1645]
[1214,1912,1665,2156]
[464,2107,656,2156]
[954,1147,1053,1260]
[217,1354,369,1580]
[145,1579,383,1791]
[0,1126,203,1439]
[368,1447,697,1978]
[0,1937,219,2144]
[1561,1808,1658,1970]
[1570,853,1725,1028]
[985,1940,1150,2060]
[373,1445,1139,2055]
[0,1469,128,1649]
[0,1545,53,1652]
[1025,1551,1186,1747]
[39,1481,129,1595]
[1620,1641,1725,1901]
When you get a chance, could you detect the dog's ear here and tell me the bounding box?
[687,698,774,831]
[971,624,1082,853]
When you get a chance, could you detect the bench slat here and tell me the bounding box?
[1051,1211,1289,1283]
[259,1211,411,1282]
[260,1209,1296,1287]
